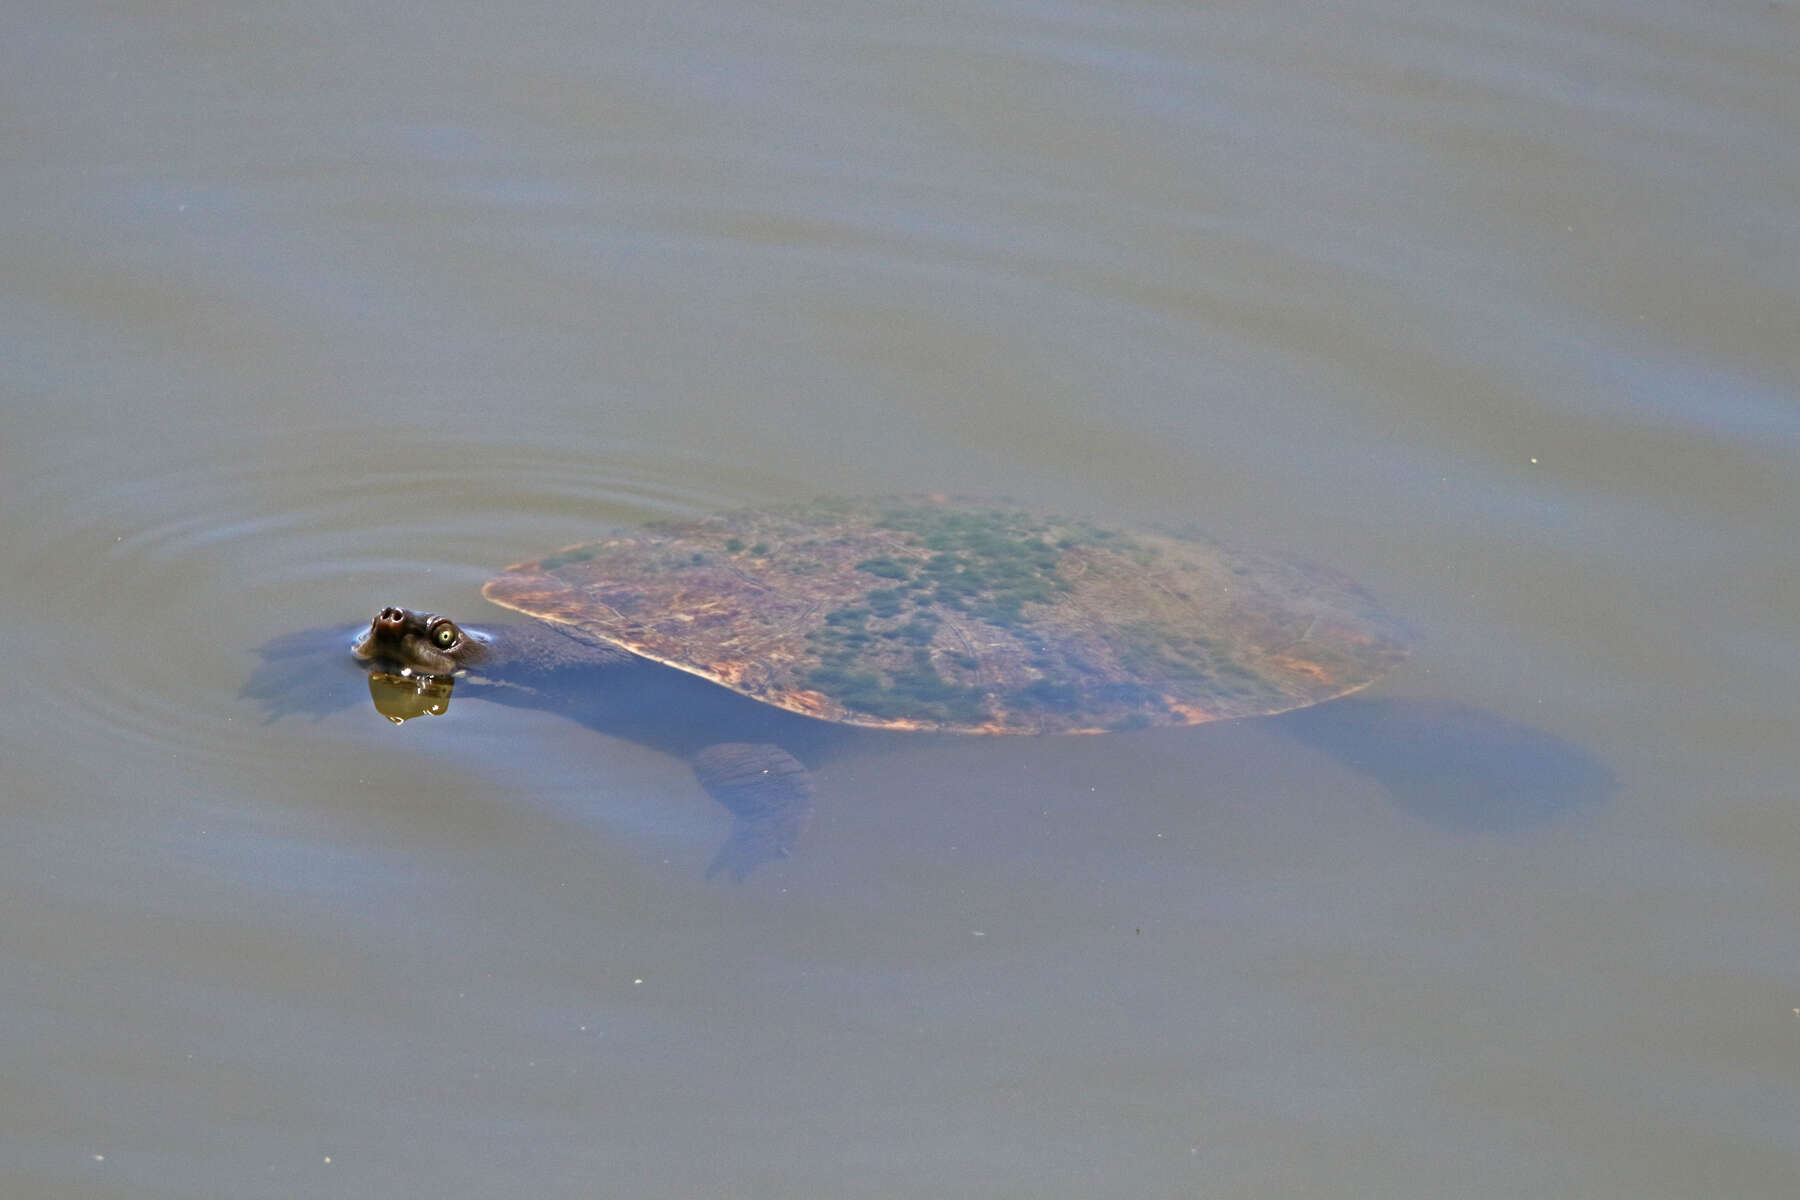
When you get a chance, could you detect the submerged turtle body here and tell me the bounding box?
[480,497,1411,736]
[248,497,1609,878]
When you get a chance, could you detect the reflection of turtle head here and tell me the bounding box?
[366,670,455,724]
[352,606,491,676]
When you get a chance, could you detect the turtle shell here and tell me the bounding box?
[481,497,1412,735]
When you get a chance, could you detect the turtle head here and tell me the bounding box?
[352,606,492,676]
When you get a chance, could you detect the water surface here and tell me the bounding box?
[3,1,1797,1196]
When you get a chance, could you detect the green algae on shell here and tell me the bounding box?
[480,496,1413,734]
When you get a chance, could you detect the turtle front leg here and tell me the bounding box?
[691,743,816,881]
[241,626,376,721]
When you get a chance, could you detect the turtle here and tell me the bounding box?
[250,496,1458,877]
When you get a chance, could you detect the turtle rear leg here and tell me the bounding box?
[691,743,816,881]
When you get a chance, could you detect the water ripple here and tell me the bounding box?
[8,426,798,776]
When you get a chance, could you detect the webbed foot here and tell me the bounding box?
[691,742,816,881]
[240,626,368,721]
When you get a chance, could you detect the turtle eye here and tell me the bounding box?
[433,622,458,649]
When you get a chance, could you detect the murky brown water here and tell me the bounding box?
[4,1,1797,1196]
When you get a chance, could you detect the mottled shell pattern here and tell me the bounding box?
[481,497,1411,734]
